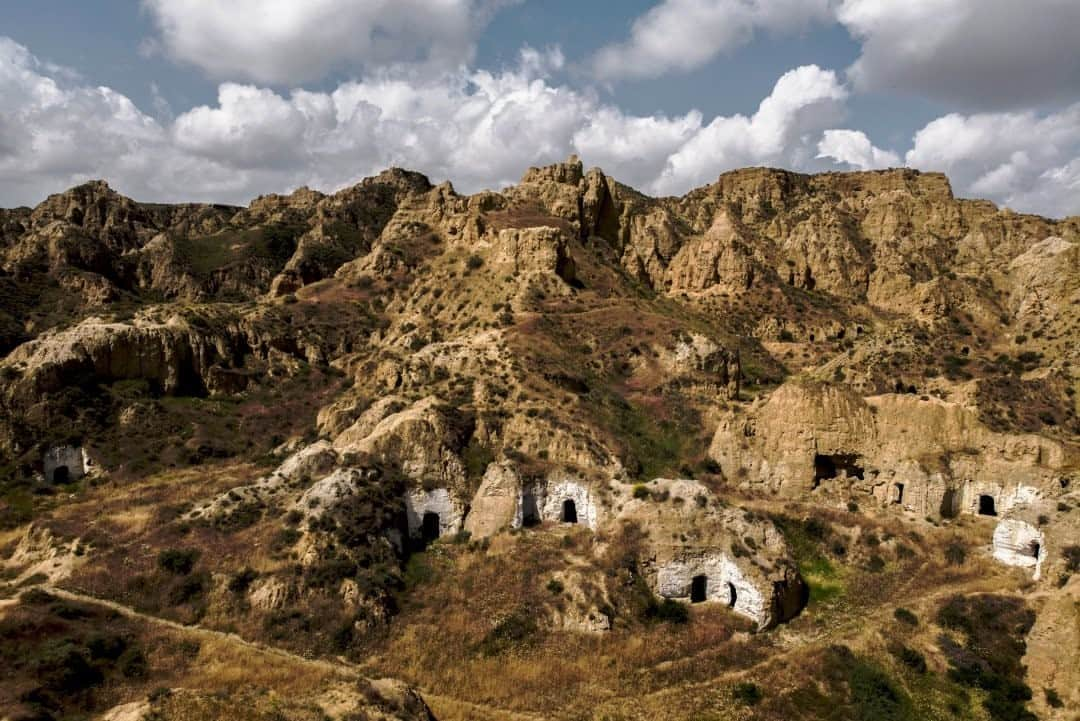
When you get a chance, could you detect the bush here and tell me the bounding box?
[546,578,564,595]
[632,484,650,500]
[652,598,689,624]
[893,607,918,626]
[945,542,966,566]
[228,567,258,595]
[1063,545,1080,573]
[1044,688,1063,708]
[480,609,538,656]
[157,548,200,575]
[732,681,763,706]
[465,254,484,270]
[891,644,927,673]
[167,572,208,605]
[867,555,886,573]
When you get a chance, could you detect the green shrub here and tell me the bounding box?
[893,607,918,626]
[732,681,763,706]
[1063,545,1080,573]
[546,578,565,595]
[157,548,200,575]
[945,542,966,566]
[1044,688,1063,708]
[480,608,538,656]
[167,572,208,605]
[465,254,484,270]
[227,567,258,595]
[891,644,927,673]
[632,484,650,500]
[651,598,689,624]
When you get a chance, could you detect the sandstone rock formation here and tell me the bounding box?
[710,381,1073,520]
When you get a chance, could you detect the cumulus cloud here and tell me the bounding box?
[837,0,1080,109]
[816,129,899,170]
[904,105,1080,217]
[654,65,848,193]
[591,0,834,81]
[2,37,1079,217]
[141,0,514,84]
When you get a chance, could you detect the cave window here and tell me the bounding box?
[1029,541,1040,559]
[421,512,441,541]
[977,495,996,516]
[561,499,578,524]
[940,489,959,518]
[51,465,70,484]
[814,454,864,484]
[691,575,707,603]
[893,483,904,505]
[521,492,540,527]
[727,582,737,608]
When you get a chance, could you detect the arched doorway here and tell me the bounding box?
[561,499,578,524]
[52,465,70,484]
[422,512,441,542]
[521,492,540,527]
[978,495,996,516]
[690,575,707,603]
[727,582,737,608]
[892,483,904,505]
[940,489,959,518]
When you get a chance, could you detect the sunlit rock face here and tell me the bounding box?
[992,519,1045,579]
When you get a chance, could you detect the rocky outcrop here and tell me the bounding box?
[615,478,806,628]
[710,381,1071,517]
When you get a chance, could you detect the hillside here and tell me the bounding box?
[1,157,1078,721]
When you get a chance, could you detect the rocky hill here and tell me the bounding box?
[1,158,1078,721]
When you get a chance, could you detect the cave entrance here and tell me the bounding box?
[1029,541,1041,559]
[940,489,959,518]
[727,582,737,608]
[421,512,441,542]
[978,495,997,517]
[51,465,70,484]
[892,483,904,505]
[561,499,578,524]
[813,454,864,485]
[521,492,540,527]
[690,575,707,603]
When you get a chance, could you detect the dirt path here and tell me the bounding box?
[36,585,363,677]
[6,565,1036,721]
[20,585,551,721]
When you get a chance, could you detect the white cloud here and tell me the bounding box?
[654,65,848,193]
[591,0,834,82]
[141,0,515,85]
[904,105,1080,217]
[817,129,899,170]
[2,37,1079,218]
[837,0,1080,109]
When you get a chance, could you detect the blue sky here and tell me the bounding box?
[1,1,1079,217]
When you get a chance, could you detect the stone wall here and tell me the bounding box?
[43,445,87,483]
[405,487,464,539]
[656,552,766,624]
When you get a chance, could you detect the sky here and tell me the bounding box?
[1,1,1079,218]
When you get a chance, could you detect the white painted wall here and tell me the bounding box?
[656,553,767,626]
[992,519,1045,580]
[405,487,464,539]
[43,445,87,483]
